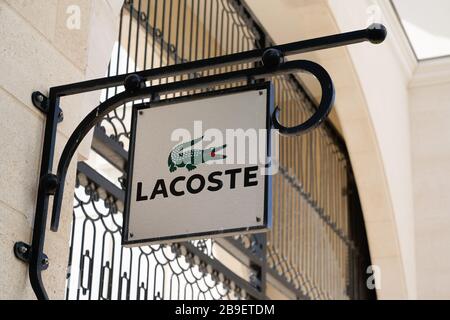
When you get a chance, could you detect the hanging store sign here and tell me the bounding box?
[20,23,386,299]
[122,83,274,246]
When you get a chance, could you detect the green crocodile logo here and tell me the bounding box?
[168,136,227,172]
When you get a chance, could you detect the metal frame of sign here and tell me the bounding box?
[122,82,274,246]
[13,22,386,299]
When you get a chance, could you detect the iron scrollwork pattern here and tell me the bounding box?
[66,0,375,300]
[66,167,249,300]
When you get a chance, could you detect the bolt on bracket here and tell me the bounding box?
[32,91,64,123]
[14,242,49,271]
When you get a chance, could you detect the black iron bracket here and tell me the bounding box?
[18,23,387,300]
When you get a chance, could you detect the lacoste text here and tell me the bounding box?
[136,166,259,201]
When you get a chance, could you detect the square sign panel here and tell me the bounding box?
[123,83,273,246]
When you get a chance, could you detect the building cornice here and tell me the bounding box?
[410,56,450,88]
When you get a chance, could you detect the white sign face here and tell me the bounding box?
[123,84,273,246]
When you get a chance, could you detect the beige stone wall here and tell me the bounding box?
[329,0,450,300]
[327,0,417,299]
[410,67,450,299]
[0,0,122,299]
[247,0,450,300]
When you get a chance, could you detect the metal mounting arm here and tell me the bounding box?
[15,24,386,300]
[50,23,386,96]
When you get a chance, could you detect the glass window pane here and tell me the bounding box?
[392,0,450,60]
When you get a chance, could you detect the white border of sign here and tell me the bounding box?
[122,82,274,246]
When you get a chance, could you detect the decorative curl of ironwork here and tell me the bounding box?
[68,180,251,300]
[77,171,122,215]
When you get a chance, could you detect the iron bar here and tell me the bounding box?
[49,24,386,97]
